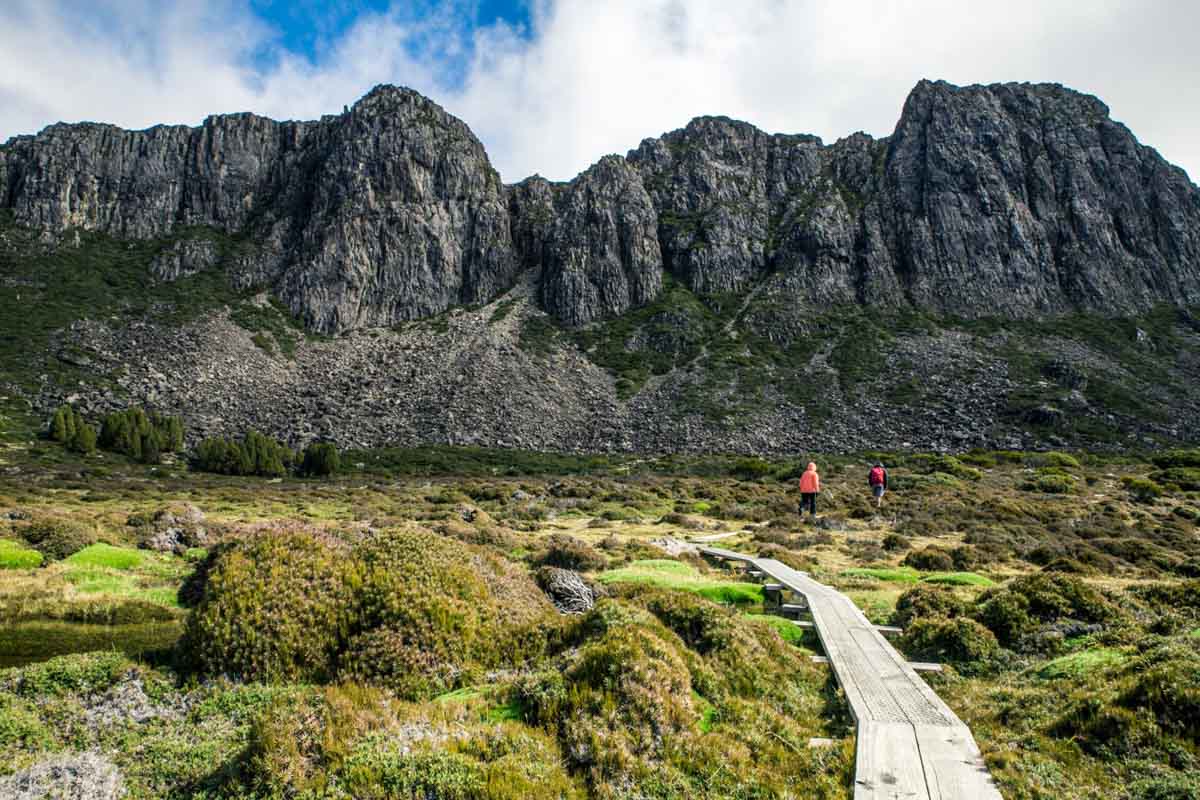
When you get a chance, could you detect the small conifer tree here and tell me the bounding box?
[50,406,71,443]
[69,422,98,454]
[140,431,161,464]
[300,442,340,477]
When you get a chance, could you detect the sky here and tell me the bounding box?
[1,1,1198,184]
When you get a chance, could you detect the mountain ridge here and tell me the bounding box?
[1,79,1199,454]
[3,79,1198,334]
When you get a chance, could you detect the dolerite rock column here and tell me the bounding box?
[539,156,663,326]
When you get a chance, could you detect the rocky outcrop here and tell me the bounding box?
[863,80,1200,315]
[0,85,515,333]
[627,81,1200,318]
[538,156,663,325]
[4,79,1198,335]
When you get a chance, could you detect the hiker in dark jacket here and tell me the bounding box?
[868,462,888,508]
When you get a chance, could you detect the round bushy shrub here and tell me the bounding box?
[21,517,96,561]
[180,529,358,682]
[183,528,553,696]
[340,529,553,698]
[1119,642,1200,742]
[533,533,606,572]
[973,591,1033,646]
[903,547,955,571]
[1123,476,1164,504]
[1025,472,1077,494]
[901,617,999,664]
[1005,573,1111,623]
[892,584,966,627]
[558,608,696,774]
[882,532,911,552]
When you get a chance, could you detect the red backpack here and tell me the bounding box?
[868,466,885,486]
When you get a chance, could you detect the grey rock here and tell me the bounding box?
[535,566,599,614]
[539,156,663,325]
[1,85,516,334]
[0,752,124,800]
[83,670,182,728]
[131,504,208,555]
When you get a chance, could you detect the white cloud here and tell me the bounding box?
[1,0,1197,184]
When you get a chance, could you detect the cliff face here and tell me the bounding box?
[2,79,1199,333]
[0,86,515,333]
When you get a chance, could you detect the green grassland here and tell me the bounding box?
[0,444,1197,798]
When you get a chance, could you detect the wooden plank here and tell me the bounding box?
[913,724,1003,800]
[875,625,903,635]
[908,662,943,673]
[853,720,929,800]
[810,655,830,664]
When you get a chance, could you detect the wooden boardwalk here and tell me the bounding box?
[700,547,1002,800]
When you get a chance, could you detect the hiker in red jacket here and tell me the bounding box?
[798,462,821,517]
[868,462,889,508]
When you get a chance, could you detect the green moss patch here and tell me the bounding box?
[64,543,144,570]
[597,560,763,606]
[1037,648,1128,680]
[0,540,42,570]
[842,567,920,583]
[923,572,995,587]
[840,568,993,587]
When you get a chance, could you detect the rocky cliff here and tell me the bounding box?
[2,79,1199,453]
[3,79,1198,333]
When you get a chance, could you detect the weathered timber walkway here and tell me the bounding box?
[700,546,1002,800]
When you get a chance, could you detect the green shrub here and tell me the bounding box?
[68,421,97,454]
[731,457,773,481]
[98,406,183,461]
[903,547,955,571]
[1124,476,1164,503]
[49,404,78,443]
[183,527,553,697]
[8,651,132,697]
[1150,449,1200,469]
[1031,451,1081,469]
[192,430,294,477]
[881,532,910,552]
[180,529,358,683]
[533,534,606,572]
[1150,468,1200,491]
[1129,773,1200,800]
[901,617,999,663]
[21,516,96,561]
[1024,472,1077,494]
[1119,643,1200,741]
[48,404,97,454]
[909,455,982,481]
[299,442,341,477]
[974,591,1033,646]
[892,584,966,627]
[340,530,552,699]
[1005,573,1111,623]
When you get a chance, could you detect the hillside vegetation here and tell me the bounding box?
[0,440,1198,797]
